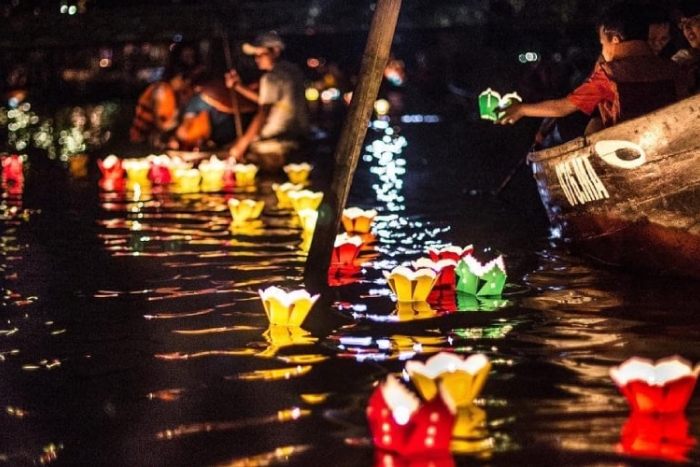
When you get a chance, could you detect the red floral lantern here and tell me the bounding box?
[366,375,456,458]
[610,356,700,413]
[1,154,24,185]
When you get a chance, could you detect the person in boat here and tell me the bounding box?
[129,63,196,150]
[671,0,700,92]
[496,2,690,134]
[647,4,676,58]
[174,65,258,151]
[224,31,310,173]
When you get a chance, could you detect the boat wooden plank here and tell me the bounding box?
[527,93,700,279]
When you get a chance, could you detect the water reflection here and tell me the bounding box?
[2,97,700,466]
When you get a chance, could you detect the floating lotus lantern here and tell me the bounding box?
[167,159,192,185]
[272,182,304,209]
[258,286,319,327]
[455,255,506,296]
[366,374,456,458]
[610,356,700,414]
[288,189,324,215]
[228,198,265,226]
[297,208,318,234]
[1,154,24,185]
[342,207,378,234]
[478,88,521,121]
[233,163,258,187]
[283,162,313,185]
[172,168,201,193]
[427,244,474,263]
[617,411,695,462]
[97,154,124,190]
[331,233,363,265]
[123,158,151,185]
[383,266,438,303]
[198,156,227,190]
[412,257,457,288]
[405,352,491,408]
[147,154,172,184]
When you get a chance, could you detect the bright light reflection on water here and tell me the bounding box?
[2,98,700,467]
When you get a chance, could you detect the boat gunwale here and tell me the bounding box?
[527,93,700,164]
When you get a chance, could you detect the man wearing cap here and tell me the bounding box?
[225,31,310,172]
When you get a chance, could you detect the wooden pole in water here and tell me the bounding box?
[304,0,402,292]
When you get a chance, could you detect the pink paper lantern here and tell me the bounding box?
[148,156,172,185]
[1,154,24,185]
[366,375,456,458]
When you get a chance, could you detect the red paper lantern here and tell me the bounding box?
[366,375,456,458]
[610,356,700,413]
[1,154,24,185]
[331,234,363,265]
[427,245,474,263]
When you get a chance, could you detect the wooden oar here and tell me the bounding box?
[493,117,558,196]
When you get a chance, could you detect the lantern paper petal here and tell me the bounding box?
[283,162,313,184]
[288,189,324,214]
[405,352,491,407]
[228,198,265,225]
[610,356,700,413]
[427,245,474,263]
[234,163,259,186]
[331,233,363,265]
[272,182,304,209]
[366,374,456,457]
[342,207,378,234]
[383,266,438,303]
[258,286,319,327]
[455,255,506,296]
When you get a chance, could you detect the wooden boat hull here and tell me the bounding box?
[528,94,700,279]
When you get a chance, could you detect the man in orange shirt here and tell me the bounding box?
[497,2,688,134]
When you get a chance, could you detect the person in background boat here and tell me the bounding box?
[672,0,700,92]
[224,31,310,173]
[129,63,196,150]
[175,64,258,151]
[496,2,689,134]
[647,4,676,58]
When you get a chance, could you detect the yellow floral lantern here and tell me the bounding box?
[341,207,378,234]
[383,265,438,302]
[283,162,313,185]
[258,286,319,327]
[228,198,265,225]
[405,352,491,408]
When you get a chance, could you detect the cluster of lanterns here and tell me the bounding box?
[93,152,700,464]
[362,351,700,464]
[97,153,278,194]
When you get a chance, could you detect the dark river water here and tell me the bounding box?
[2,71,700,466]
